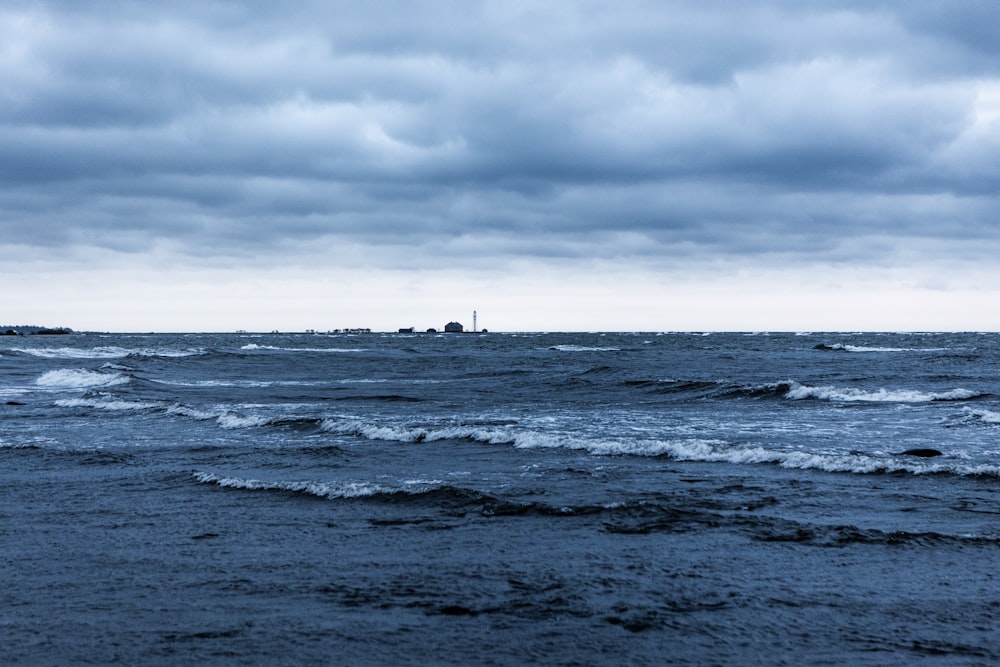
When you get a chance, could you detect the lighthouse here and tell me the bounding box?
[473,310,477,333]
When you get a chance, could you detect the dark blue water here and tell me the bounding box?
[2,332,999,665]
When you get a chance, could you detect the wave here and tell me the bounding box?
[35,369,130,389]
[813,343,949,353]
[751,521,1000,548]
[320,419,518,445]
[165,404,324,431]
[319,416,1000,477]
[191,473,612,517]
[785,383,984,403]
[632,439,1000,478]
[159,379,324,388]
[549,345,622,352]
[335,394,426,403]
[240,344,366,353]
[192,471,404,498]
[12,346,204,359]
[625,379,727,397]
[192,473,1000,545]
[956,407,1000,425]
[629,378,986,403]
[622,379,984,403]
[56,397,162,411]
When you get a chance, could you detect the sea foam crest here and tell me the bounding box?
[192,471,396,499]
[56,397,161,411]
[216,412,273,429]
[36,369,129,389]
[14,346,203,359]
[320,417,727,457]
[550,345,621,352]
[15,346,130,359]
[320,419,518,445]
[241,344,365,353]
[960,407,1000,424]
[633,440,1000,477]
[785,382,981,403]
[815,343,949,353]
[165,404,274,429]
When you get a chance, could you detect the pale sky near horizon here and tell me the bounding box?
[3,1,1000,332]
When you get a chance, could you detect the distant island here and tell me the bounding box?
[1,325,74,336]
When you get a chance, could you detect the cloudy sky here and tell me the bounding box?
[2,1,999,332]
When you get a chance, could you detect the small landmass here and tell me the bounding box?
[1,325,74,336]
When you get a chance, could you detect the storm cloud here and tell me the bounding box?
[2,1,999,330]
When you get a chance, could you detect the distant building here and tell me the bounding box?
[398,327,415,334]
[444,321,464,333]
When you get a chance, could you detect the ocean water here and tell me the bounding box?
[1,331,998,665]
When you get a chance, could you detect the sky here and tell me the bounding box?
[2,0,999,332]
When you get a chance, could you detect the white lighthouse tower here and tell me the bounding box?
[473,310,477,333]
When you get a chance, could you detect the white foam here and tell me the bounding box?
[785,382,980,403]
[161,379,319,388]
[35,369,129,389]
[216,412,272,429]
[15,346,129,359]
[165,404,275,428]
[622,439,1000,477]
[512,432,730,458]
[192,471,395,498]
[821,343,949,353]
[14,346,203,359]
[241,344,365,353]
[961,407,1000,424]
[317,415,1000,477]
[320,419,518,445]
[320,418,729,458]
[56,397,160,411]
[0,438,38,449]
[550,345,621,352]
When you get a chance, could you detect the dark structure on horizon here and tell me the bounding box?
[444,321,464,333]
[2,326,73,336]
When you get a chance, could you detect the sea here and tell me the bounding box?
[1,331,998,666]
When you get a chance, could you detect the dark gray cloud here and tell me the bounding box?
[1,0,998,273]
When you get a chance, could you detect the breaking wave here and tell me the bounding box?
[36,369,130,389]
[624,379,985,403]
[957,407,1000,425]
[813,343,949,353]
[240,344,366,353]
[192,471,405,499]
[550,345,622,352]
[320,419,518,445]
[785,383,983,403]
[56,397,162,411]
[316,417,1000,477]
[13,346,204,359]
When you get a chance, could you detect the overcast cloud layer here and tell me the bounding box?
[3,1,1000,331]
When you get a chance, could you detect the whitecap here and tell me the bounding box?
[16,346,131,359]
[818,343,950,353]
[216,412,273,429]
[241,344,365,353]
[320,419,517,445]
[960,407,1000,424]
[192,471,396,499]
[785,382,981,403]
[167,404,219,421]
[35,369,129,389]
[56,397,160,411]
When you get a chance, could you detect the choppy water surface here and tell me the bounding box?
[2,332,999,665]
